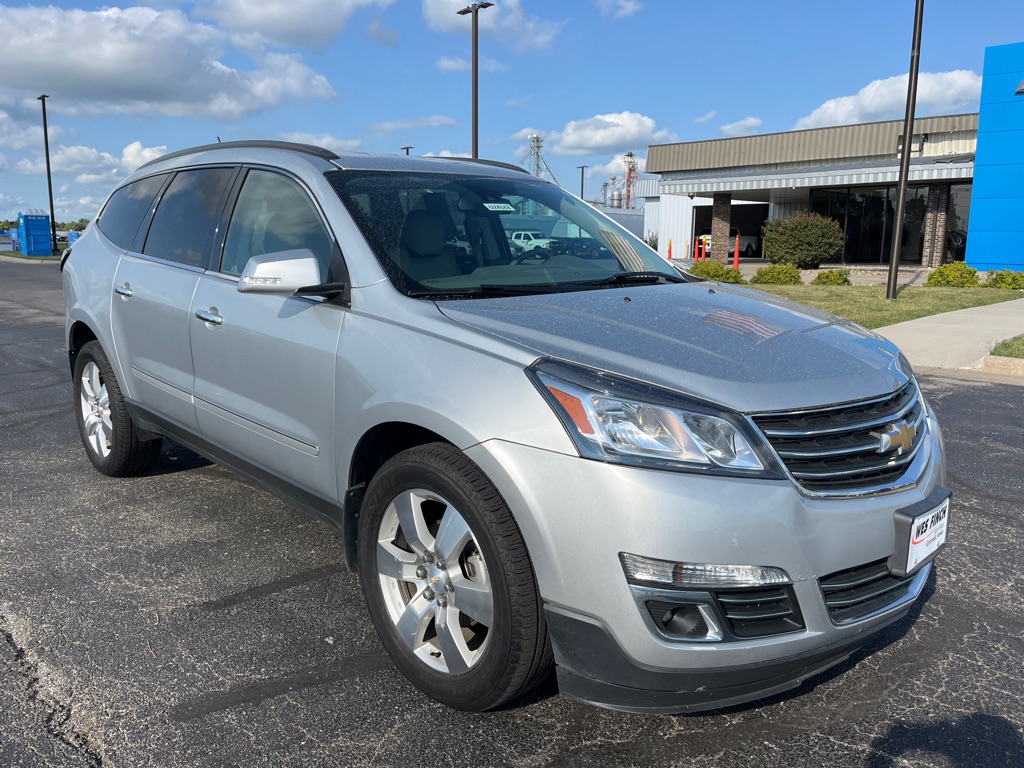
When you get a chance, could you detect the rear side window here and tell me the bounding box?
[143,168,235,268]
[219,169,333,281]
[96,174,167,250]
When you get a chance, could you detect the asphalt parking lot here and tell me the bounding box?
[2,259,1023,768]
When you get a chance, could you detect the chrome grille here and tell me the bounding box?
[751,380,925,495]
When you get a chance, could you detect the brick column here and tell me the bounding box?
[922,184,950,268]
[711,193,732,264]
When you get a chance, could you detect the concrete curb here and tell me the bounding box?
[983,355,1024,377]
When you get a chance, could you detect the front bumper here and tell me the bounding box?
[464,418,944,711]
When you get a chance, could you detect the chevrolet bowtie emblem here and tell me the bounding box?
[872,420,917,455]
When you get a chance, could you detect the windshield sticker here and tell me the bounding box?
[482,202,516,212]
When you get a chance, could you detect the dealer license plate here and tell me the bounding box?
[906,497,949,574]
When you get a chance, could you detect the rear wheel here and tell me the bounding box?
[73,341,162,476]
[358,443,552,711]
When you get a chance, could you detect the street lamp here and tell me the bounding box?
[576,165,587,199]
[37,94,58,255]
[456,2,493,159]
[401,145,414,155]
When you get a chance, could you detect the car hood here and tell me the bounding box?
[437,282,910,413]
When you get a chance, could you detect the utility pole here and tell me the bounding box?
[576,165,587,199]
[37,94,58,255]
[456,2,493,158]
[401,145,414,155]
[886,0,925,300]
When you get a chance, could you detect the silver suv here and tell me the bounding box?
[62,141,949,714]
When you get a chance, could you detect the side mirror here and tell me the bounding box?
[237,249,321,294]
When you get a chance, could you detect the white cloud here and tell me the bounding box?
[422,0,566,52]
[548,111,675,156]
[372,115,457,132]
[436,56,469,72]
[15,141,168,185]
[504,95,532,108]
[595,0,643,19]
[422,149,471,158]
[589,152,647,179]
[279,132,362,152]
[366,19,398,47]
[196,0,395,49]
[693,110,717,124]
[0,109,63,150]
[721,116,762,137]
[0,6,336,122]
[795,70,982,130]
[121,141,168,173]
[436,55,506,72]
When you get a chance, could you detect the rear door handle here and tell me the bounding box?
[194,309,223,326]
[114,283,133,297]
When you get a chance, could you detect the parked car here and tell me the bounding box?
[697,227,759,258]
[507,229,558,252]
[62,141,948,714]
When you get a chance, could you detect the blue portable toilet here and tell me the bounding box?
[18,209,53,256]
[67,230,81,246]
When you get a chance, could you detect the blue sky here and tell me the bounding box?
[1,0,1023,222]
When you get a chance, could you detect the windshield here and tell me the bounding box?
[325,169,679,297]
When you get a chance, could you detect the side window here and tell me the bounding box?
[142,168,235,268]
[220,169,333,281]
[96,174,167,250]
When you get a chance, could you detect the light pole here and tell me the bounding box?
[401,145,414,155]
[456,2,493,159]
[37,94,58,255]
[886,0,924,300]
[576,165,588,199]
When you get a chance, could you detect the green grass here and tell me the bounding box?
[1,250,60,259]
[992,335,1024,359]
[746,285,1022,329]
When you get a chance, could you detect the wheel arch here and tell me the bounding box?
[341,421,453,570]
[68,320,99,376]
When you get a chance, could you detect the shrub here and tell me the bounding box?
[644,232,659,251]
[750,263,804,285]
[811,268,851,286]
[687,260,745,283]
[762,212,844,269]
[925,261,979,287]
[984,269,1024,290]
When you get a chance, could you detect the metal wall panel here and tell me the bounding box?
[648,114,979,173]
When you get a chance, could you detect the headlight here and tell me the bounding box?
[528,359,782,477]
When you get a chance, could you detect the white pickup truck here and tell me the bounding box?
[507,229,558,252]
[697,228,759,258]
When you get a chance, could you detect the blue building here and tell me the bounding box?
[966,41,1024,273]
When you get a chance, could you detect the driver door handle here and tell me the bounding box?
[114,283,133,297]
[194,309,223,326]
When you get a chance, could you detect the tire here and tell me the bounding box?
[744,244,755,258]
[73,340,163,476]
[358,443,552,711]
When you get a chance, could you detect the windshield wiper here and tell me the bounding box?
[407,284,560,298]
[573,271,686,287]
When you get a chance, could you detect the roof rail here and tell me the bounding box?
[429,156,532,175]
[137,140,339,170]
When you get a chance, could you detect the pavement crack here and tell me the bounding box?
[0,611,105,767]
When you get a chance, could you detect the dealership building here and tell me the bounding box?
[640,41,1024,274]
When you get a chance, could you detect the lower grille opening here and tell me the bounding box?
[713,586,804,639]
[819,558,918,624]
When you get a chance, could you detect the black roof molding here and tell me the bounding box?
[137,140,340,170]
[428,156,531,175]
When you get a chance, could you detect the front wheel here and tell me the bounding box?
[358,443,552,711]
[73,340,162,476]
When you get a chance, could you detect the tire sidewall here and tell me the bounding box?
[73,341,127,475]
[358,449,518,711]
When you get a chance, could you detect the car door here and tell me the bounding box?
[189,168,346,506]
[110,167,237,433]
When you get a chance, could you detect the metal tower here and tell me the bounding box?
[518,135,559,186]
[623,151,640,209]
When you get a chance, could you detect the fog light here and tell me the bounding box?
[621,552,791,589]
